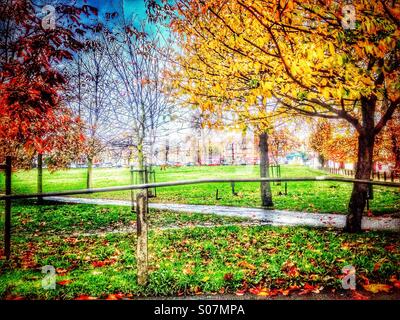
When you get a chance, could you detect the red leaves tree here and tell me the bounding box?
[0,0,96,169]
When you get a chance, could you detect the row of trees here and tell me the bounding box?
[309,114,400,170]
[2,0,398,233]
[147,0,400,232]
[66,15,175,187]
[1,1,176,189]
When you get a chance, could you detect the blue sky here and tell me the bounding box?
[87,0,148,20]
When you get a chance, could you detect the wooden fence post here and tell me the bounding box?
[136,189,148,286]
[4,156,12,260]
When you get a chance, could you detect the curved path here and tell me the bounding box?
[45,196,400,232]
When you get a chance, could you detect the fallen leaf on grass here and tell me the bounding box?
[182,267,194,275]
[299,283,321,295]
[384,244,396,253]
[235,289,246,296]
[248,287,260,295]
[363,284,392,294]
[91,259,116,268]
[237,261,256,270]
[389,276,400,289]
[223,273,233,281]
[56,268,68,275]
[351,291,369,300]
[281,261,300,277]
[6,296,25,300]
[57,279,72,286]
[75,295,97,300]
[358,274,370,285]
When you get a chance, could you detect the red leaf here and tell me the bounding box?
[57,279,72,286]
[352,291,369,300]
[75,295,97,300]
[235,289,246,296]
[384,244,396,253]
[389,276,400,289]
[248,287,260,295]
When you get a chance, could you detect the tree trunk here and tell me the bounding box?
[318,154,326,168]
[136,190,148,286]
[345,132,375,232]
[138,140,145,184]
[259,132,274,207]
[37,153,43,204]
[86,157,93,189]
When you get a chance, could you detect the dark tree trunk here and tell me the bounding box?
[259,132,274,207]
[318,154,326,168]
[37,153,43,204]
[86,157,93,189]
[345,96,376,232]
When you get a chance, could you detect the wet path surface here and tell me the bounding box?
[45,196,400,232]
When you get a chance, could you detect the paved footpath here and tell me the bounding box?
[45,196,400,232]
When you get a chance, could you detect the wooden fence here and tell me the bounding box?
[325,167,400,182]
[1,158,400,285]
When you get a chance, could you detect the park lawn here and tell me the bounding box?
[0,223,399,299]
[1,165,399,215]
[0,201,251,236]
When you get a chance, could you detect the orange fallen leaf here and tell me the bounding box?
[257,289,270,296]
[57,279,72,286]
[248,287,260,295]
[351,291,369,300]
[235,289,246,296]
[363,284,392,294]
[56,268,68,275]
[358,274,370,285]
[237,261,256,270]
[223,273,233,281]
[389,276,400,289]
[182,267,193,275]
[75,295,97,300]
[281,289,290,296]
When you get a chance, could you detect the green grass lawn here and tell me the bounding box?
[0,220,399,299]
[1,165,399,215]
[1,201,250,236]
[0,192,398,299]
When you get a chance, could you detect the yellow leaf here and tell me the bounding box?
[328,42,335,56]
[363,284,392,294]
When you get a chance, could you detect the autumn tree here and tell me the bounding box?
[100,16,175,183]
[66,34,115,188]
[0,0,96,192]
[310,110,400,172]
[269,127,301,165]
[152,0,400,232]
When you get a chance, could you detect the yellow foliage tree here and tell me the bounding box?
[154,0,400,232]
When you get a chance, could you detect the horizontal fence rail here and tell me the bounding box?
[1,176,400,201]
